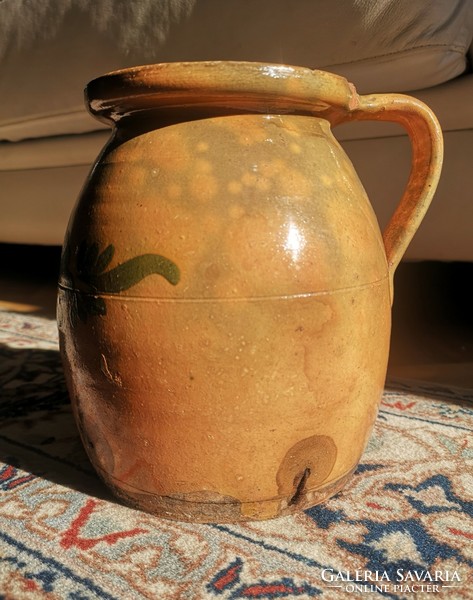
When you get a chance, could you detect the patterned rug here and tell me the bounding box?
[0,310,472,600]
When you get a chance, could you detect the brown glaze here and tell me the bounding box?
[57,62,443,522]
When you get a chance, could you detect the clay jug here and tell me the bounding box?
[57,62,443,522]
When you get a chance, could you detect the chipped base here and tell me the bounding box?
[97,466,357,523]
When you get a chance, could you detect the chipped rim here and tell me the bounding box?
[85,60,358,124]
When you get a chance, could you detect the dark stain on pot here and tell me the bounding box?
[276,434,337,500]
[107,485,243,523]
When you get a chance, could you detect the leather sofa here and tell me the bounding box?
[1,0,472,261]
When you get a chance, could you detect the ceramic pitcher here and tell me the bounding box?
[57,62,443,522]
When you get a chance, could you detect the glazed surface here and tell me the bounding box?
[58,63,442,521]
[58,112,391,521]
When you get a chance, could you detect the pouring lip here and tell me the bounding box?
[85,60,357,125]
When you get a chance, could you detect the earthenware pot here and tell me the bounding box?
[57,61,443,522]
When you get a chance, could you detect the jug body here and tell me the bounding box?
[57,62,442,522]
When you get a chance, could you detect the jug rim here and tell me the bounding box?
[85,60,358,125]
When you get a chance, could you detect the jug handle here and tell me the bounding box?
[339,93,443,297]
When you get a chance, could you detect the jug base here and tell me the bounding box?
[98,465,357,523]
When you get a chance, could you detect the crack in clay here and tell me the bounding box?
[289,467,311,506]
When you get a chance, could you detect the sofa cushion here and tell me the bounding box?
[1,0,472,141]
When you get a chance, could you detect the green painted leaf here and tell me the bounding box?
[96,244,115,274]
[70,241,181,322]
[93,253,180,292]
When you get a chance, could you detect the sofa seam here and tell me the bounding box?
[322,44,467,69]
